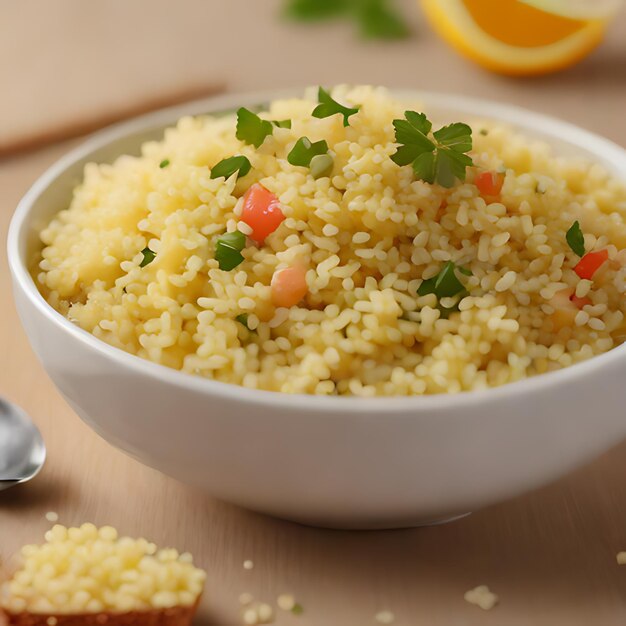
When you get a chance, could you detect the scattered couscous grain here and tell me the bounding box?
[44,511,59,523]
[242,601,274,625]
[464,585,499,610]
[276,594,296,611]
[243,559,255,570]
[34,86,626,396]
[375,609,396,624]
[617,552,626,565]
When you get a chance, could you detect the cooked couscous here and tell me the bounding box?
[0,524,205,618]
[34,86,626,396]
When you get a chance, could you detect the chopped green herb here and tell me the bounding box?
[566,220,586,257]
[355,0,411,39]
[272,119,292,129]
[159,159,170,168]
[291,603,304,615]
[479,129,489,136]
[458,266,473,276]
[215,231,246,271]
[391,111,473,188]
[139,247,156,268]
[288,137,329,167]
[235,313,250,328]
[236,107,274,148]
[310,153,334,179]
[417,261,467,299]
[210,155,251,180]
[312,87,360,127]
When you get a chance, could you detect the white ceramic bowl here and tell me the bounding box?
[8,90,626,529]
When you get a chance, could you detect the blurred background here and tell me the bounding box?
[1,0,625,154]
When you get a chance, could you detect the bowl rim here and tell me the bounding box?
[7,87,626,413]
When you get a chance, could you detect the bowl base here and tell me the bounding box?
[267,511,472,531]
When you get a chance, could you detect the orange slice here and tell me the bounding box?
[420,0,613,76]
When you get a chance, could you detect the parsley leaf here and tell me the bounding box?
[390,113,434,166]
[288,137,329,167]
[392,112,473,188]
[291,603,304,615]
[139,247,156,268]
[159,159,170,168]
[417,262,467,299]
[236,108,274,148]
[355,0,411,39]
[312,87,360,127]
[215,231,246,271]
[434,123,473,152]
[210,156,251,180]
[566,220,586,257]
[272,119,292,129]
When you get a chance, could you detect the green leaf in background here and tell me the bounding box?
[283,0,411,40]
[284,0,350,21]
[159,159,170,168]
[210,155,252,180]
[215,231,246,271]
[566,220,586,257]
[139,247,156,268]
[313,87,360,127]
[354,0,411,40]
[236,108,274,148]
[288,137,329,167]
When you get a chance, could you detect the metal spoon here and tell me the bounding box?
[0,397,46,491]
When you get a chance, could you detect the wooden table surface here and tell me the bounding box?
[1,2,626,624]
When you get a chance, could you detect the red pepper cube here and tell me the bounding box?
[241,184,285,244]
[475,171,504,198]
[271,266,308,308]
[574,249,609,280]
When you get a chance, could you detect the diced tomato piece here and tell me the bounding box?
[569,293,592,309]
[241,184,285,244]
[574,249,608,280]
[475,171,504,198]
[271,266,308,308]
